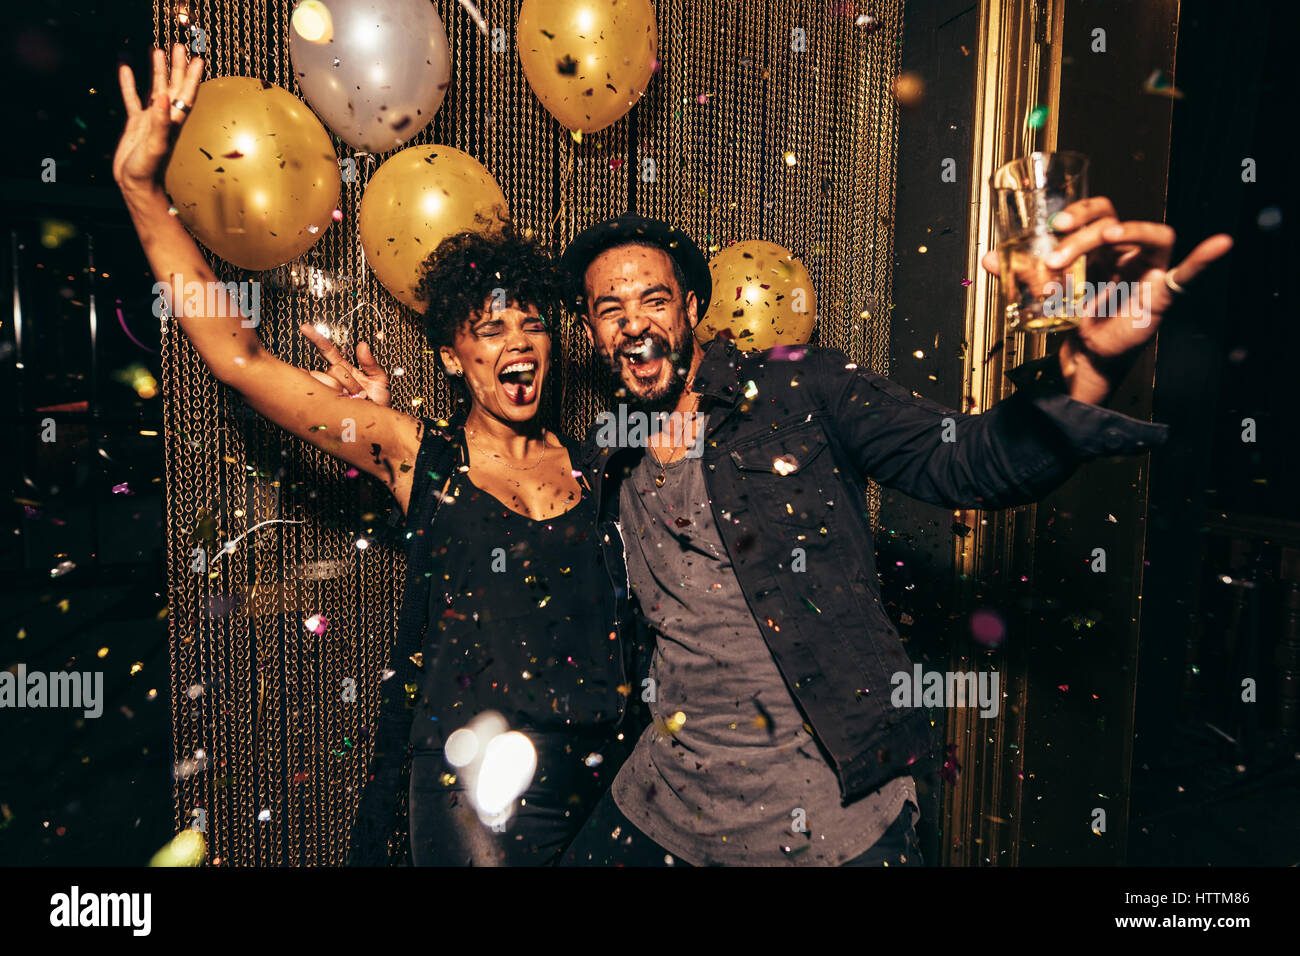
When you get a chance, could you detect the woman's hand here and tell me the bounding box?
[113,44,204,194]
[299,324,393,407]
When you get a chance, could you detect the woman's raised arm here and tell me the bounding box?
[114,45,421,512]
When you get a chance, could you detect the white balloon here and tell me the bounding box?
[289,0,451,152]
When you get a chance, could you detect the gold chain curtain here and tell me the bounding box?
[154,0,902,866]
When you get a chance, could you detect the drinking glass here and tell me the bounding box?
[991,151,1089,332]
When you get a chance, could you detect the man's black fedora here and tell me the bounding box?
[559,212,712,315]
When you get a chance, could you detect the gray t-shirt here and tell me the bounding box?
[611,437,916,865]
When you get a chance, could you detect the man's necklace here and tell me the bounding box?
[466,428,547,471]
[648,392,702,487]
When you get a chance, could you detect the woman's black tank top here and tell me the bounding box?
[407,452,624,750]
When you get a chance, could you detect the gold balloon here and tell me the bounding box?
[164,77,340,272]
[358,145,510,311]
[697,241,818,351]
[517,0,658,134]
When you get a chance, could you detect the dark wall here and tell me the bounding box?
[1131,0,1297,863]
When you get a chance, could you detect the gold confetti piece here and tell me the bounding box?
[97,647,109,659]
[149,829,206,867]
[130,662,144,676]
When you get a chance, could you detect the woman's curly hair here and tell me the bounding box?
[413,226,566,352]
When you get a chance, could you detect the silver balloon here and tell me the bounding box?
[289,0,451,153]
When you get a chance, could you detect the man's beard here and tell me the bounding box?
[600,325,696,411]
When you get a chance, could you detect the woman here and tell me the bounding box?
[114,46,635,865]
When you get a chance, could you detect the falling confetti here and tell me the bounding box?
[970,608,1007,648]
[149,829,206,867]
[891,72,925,108]
[455,0,489,36]
[206,519,306,566]
[772,455,800,476]
[1142,68,1184,99]
[115,304,156,353]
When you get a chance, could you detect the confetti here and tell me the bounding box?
[970,608,1006,648]
[1142,68,1184,99]
[891,72,925,108]
[149,829,206,867]
[116,305,156,353]
[772,455,799,476]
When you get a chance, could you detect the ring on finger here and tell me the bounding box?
[171,98,191,113]
[1163,269,1185,295]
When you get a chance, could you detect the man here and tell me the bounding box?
[549,207,1230,866]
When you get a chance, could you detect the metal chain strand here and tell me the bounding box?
[158,0,901,866]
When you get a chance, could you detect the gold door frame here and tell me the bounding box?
[942,0,1063,870]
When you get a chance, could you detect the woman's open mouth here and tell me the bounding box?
[498,359,539,406]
